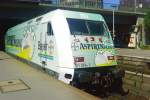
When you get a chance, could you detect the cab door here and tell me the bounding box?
[46,22,55,63]
[39,23,48,69]
[39,22,54,69]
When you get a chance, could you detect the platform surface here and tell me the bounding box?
[117,48,150,59]
[0,51,99,100]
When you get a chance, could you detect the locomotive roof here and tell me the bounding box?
[41,9,104,23]
[7,9,104,33]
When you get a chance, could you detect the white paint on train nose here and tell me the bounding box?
[95,51,113,66]
[95,53,107,65]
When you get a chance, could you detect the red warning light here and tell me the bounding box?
[99,38,102,43]
[90,37,95,41]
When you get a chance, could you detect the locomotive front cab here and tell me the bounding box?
[66,14,126,95]
[67,18,117,68]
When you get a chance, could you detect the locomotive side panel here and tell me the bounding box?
[5,10,75,84]
[5,14,60,73]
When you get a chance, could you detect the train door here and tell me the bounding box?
[39,22,54,70]
[45,22,55,66]
[39,23,48,70]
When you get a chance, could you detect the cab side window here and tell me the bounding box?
[47,22,53,36]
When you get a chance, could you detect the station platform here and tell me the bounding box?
[117,48,150,60]
[116,48,150,75]
[0,51,99,100]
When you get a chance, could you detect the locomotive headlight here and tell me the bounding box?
[107,56,115,60]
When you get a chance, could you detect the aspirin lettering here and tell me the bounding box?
[80,43,112,50]
[72,43,113,51]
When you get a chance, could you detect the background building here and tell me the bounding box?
[120,0,150,9]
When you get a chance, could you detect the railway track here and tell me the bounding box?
[117,55,150,74]
[104,70,150,100]
[102,55,150,99]
[93,70,150,100]
[123,71,150,99]
[83,68,150,100]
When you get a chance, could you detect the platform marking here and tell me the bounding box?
[0,79,30,93]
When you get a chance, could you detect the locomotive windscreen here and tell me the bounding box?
[67,18,108,36]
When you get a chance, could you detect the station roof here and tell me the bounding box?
[0,2,145,20]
